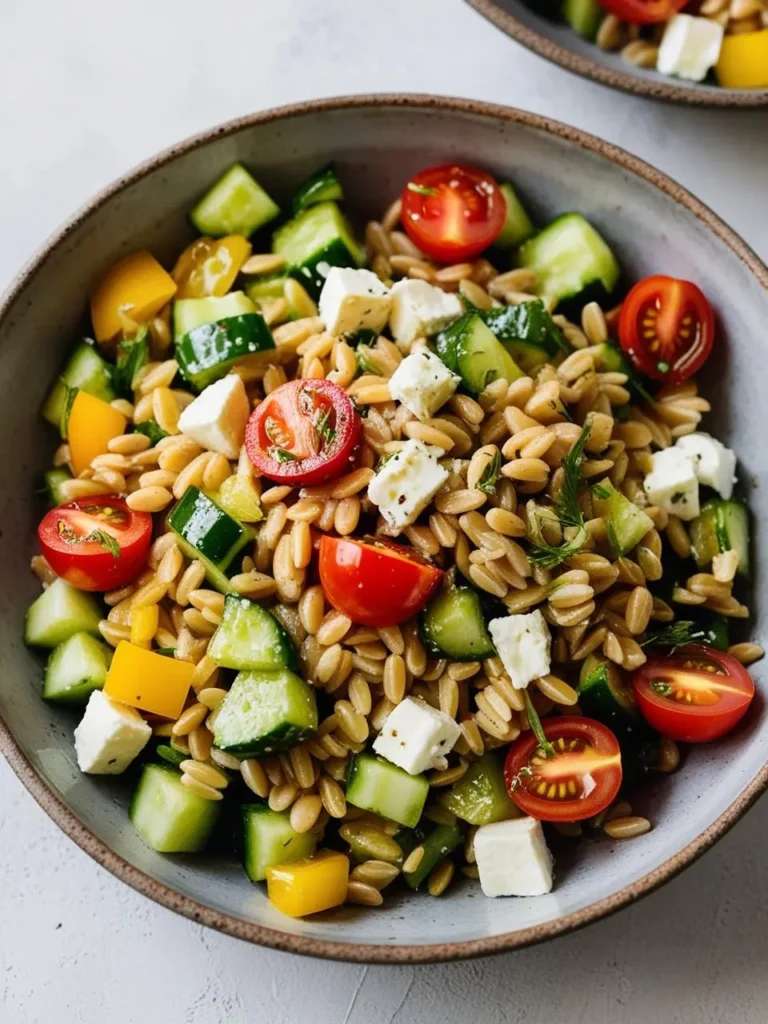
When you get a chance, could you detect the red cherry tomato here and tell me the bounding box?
[598,0,687,23]
[38,495,152,592]
[401,164,506,263]
[245,379,361,486]
[504,717,623,822]
[619,275,715,383]
[318,535,443,628]
[632,646,755,743]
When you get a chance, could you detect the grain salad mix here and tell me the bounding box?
[26,159,763,917]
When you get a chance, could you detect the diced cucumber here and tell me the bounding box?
[173,291,256,342]
[112,327,150,399]
[518,213,620,310]
[42,631,112,704]
[496,183,535,249]
[175,313,275,391]
[156,744,187,767]
[190,163,280,238]
[212,668,318,757]
[483,299,567,373]
[133,419,169,447]
[436,312,524,394]
[400,821,462,891]
[439,753,518,825]
[43,467,72,506]
[208,594,296,671]
[690,498,750,578]
[578,654,638,731]
[272,201,364,299]
[421,585,495,661]
[595,342,654,403]
[346,754,429,828]
[591,478,654,557]
[41,342,115,429]
[24,578,103,649]
[168,486,253,592]
[242,804,317,882]
[564,0,603,40]
[130,763,221,853]
[58,384,79,440]
[292,164,344,216]
[244,275,287,305]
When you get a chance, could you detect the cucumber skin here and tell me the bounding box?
[24,579,103,649]
[175,312,275,391]
[130,764,221,854]
[190,163,280,238]
[168,487,253,572]
[208,594,297,672]
[578,654,638,733]
[44,467,73,506]
[421,586,495,661]
[437,312,523,394]
[291,165,344,216]
[346,754,429,829]
[212,669,318,758]
[691,499,750,579]
[564,0,603,39]
[401,821,462,890]
[41,342,115,429]
[173,292,256,342]
[42,632,112,705]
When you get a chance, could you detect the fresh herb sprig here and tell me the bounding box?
[642,621,712,652]
[528,419,592,569]
[525,691,555,759]
[314,407,336,448]
[476,450,501,497]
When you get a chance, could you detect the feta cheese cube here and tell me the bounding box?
[488,610,551,690]
[657,14,724,82]
[74,690,151,774]
[318,267,391,336]
[387,348,461,422]
[676,432,736,500]
[372,696,461,775]
[178,373,250,459]
[389,280,463,352]
[367,439,449,531]
[474,817,554,898]
[643,447,700,521]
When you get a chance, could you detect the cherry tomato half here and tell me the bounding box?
[401,164,506,263]
[504,716,623,822]
[245,379,361,486]
[619,275,715,383]
[632,646,755,743]
[318,535,443,628]
[38,495,152,592]
[598,0,687,24]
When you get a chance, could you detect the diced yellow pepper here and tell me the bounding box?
[172,236,252,299]
[266,851,350,918]
[716,31,768,89]
[91,251,177,343]
[104,641,194,719]
[67,391,128,476]
[130,605,159,649]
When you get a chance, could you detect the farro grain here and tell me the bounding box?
[427,860,455,897]
[712,549,740,583]
[172,703,208,737]
[535,674,579,705]
[383,654,407,704]
[180,773,224,801]
[625,586,653,634]
[346,881,384,907]
[198,686,228,710]
[604,816,651,839]
[657,737,681,773]
[727,642,765,666]
[335,700,369,744]
[298,586,325,634]
[268,782,300,812]
[318,774,347,818]
[241,758,269,798]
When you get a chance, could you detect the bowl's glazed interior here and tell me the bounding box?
[464,0,768,107]
[1,97,766,962]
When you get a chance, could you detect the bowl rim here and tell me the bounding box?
[464,0,768,108]
[2,92,768,964]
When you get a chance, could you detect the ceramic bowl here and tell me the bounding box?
[1,95,766,963]
[465,0,768,107]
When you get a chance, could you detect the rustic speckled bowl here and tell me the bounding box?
[1,95,767,963]
[465,0,768,107]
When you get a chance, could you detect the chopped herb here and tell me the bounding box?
[483,368,497,389]
[671,491,686,505]
[476,450,501,497]
[651,680,672,696]
[113,326,150,399]
[591,483,611,500]
[525,691,554,759]
[133,419,168,447]
[314,407,336,448]
[529,419,592,568]
[407,182,438,197]
[88,529,121,559]
[657,361,670,375]
[269,447,297,464]
[355,345,379,376]
[642,621,712,652]
[350,395,368,419]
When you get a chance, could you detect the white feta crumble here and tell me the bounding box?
[643,446,700,521]
[372,696,461,775]
[676,432,737,500]
[178,373,250,459]
[317,267,391,336]
[367,439,449,531]
[73,690,152,774]
[657,14,724,82]
[388,279,463,352]
[488,610,552,690]
[474,817,554,898]
[387,348,460,422]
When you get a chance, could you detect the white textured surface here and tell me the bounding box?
[2,1,768,1020]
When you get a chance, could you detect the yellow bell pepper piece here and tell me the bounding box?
[130,605,159,649]
[91,251,177,343]
[172,236,252,299]
[67,391,128,476]
[266,851,350,918]
[104,641,194,719]
[716,31,768,89]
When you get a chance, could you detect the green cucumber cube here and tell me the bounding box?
[190,164,280,238]
[208,594,296,671]
[591,479,654,557]
[25,578,103,649]
[43,632,112,704]
[345,754,429,828]
[212,669,318,757]
[242,804,317,882]
[130,764,221,853]
[439,754,518,825]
